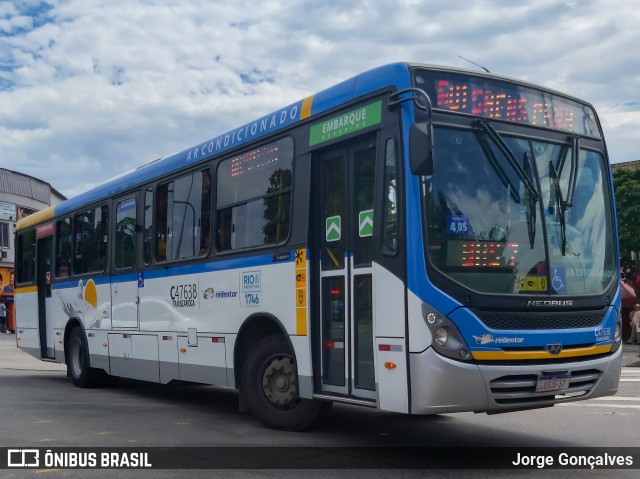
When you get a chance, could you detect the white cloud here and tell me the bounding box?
[0,0,639,197]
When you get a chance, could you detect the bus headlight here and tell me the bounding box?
[435,327,448,346]
[611,311,622,353]
[422,304,472,361]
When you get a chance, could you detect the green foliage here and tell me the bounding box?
[613,168,640,260]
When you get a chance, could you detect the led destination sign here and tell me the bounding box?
[413,70,601,138]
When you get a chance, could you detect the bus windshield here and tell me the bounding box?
[423,125,616,295]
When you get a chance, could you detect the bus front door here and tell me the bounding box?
[314,135,377,401]
[36,236,55,359]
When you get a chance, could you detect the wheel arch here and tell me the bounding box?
[234,312,293,390]
[63,318,84,364]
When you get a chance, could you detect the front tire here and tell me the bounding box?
[242,335,331,431]
[67,326,106,388]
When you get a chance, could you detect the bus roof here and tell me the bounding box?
[17,62,413,231]
[16,61,598,231]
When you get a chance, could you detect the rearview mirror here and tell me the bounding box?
[409,123,434,176]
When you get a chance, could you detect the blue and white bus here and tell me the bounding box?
[15,63,622,430]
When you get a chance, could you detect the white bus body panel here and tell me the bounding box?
[111,278,138,329]
[14,290,39,358]
[18,257,306,389]
[15,290,38,328]
[372,263,408,413]
[177,335,227,385]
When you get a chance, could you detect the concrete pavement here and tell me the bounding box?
[0,332,66,371]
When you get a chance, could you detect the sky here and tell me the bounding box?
[1,0,639,199]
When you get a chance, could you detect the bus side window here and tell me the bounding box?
[56,217,72,277]
[143,187,153,265]
[155,169,211,261]
[382,138,398,255]
[155,183,168,261]
[17,230,36,284]
[73,205,108,274]
[199,170,212,256]
[97,206,109,271]
[115,198,136,269]
[216,137,293,251]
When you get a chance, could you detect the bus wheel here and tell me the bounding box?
[242,335,331,431]
[67,327,105,388]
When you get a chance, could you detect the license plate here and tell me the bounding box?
[535,372,570,393]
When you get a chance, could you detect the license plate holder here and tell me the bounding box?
[535,372,570,393]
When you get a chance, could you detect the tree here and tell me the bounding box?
[613,168,640,263]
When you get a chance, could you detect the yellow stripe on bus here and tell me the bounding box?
[14,286,38,294]
[16,206,55,230]
[300,95,314,120]
[472,344,611,361]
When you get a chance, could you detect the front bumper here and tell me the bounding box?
[409,345,622,414]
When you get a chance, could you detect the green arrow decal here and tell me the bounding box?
[326,216,341,242]
[358,210,373,237]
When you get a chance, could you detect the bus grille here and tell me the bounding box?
[474,309,605,330]
[489,369,601,407]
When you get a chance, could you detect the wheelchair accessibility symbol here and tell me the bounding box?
[551,267,566,293]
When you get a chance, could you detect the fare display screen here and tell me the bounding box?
[413,69,601,138]
[227,144,281,178]
[446,240,517,269]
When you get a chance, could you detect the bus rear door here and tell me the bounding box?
[36,233,55,359]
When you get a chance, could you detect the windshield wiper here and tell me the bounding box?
[477,118,540,249]
[564,135,579,210]
[549,160,567,256]
[548,136,580,256]
[523,152,536,249]
[477,119,539,203]
[554,135,580,211]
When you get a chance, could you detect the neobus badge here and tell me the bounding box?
[526,300,574,307]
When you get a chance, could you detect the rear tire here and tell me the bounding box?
[242,335,331,431]
[67,326,106,388]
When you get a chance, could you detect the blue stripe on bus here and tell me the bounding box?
[111,272,139,283]
[143,253,290,280]
[51,252,294,290]
[54,275,112,290]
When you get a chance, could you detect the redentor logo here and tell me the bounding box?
[7,449,40,467]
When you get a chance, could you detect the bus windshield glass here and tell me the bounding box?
[414,69,601,138]
[423,126,616,295]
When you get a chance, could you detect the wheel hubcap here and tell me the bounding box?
[262,355,297,408]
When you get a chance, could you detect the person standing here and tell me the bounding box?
[629,304,640,345]
[0,298,6,334]
[636,314,640,358]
